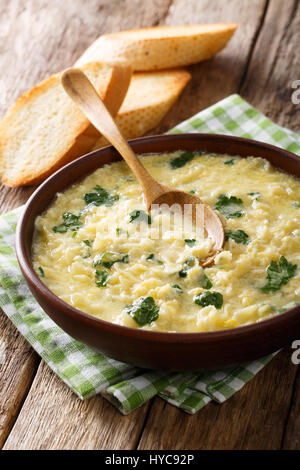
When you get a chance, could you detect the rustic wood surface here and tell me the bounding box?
[0,0,299,450]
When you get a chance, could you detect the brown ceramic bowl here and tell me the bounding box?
[15,134,300,370]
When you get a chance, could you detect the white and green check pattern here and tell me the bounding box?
[0,93,297,414]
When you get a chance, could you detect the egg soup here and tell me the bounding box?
[32,150,300,332]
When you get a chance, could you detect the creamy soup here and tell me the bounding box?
[32,151,300,332]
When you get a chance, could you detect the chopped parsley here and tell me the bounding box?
[172,284,183,294]
[123,297,159,326]
[82,239,92,247]
[72,231,77,238]
[84,185,119,207]
[200,273,212,289]
[225,229,250,244]
[185,239,196,247]
[194,291,223,309]
[95,270,109,287]
[170,151,203,169]
[224,159,235,165]
[38,266,45,278]
[146,253,154,260]
[129,210,151,225]
[214,194,245,219]
[93,252,129,269]
[261,256,297,292]
[189,189,197,194]
[53,212,83,233]
[179,257,195,277]
[292,201,300,208]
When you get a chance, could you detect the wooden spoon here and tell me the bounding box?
[61,68,224,266]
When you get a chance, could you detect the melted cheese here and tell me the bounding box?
[32,151,300,332]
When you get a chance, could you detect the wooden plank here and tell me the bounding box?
[138,349,297,450]
[0,315,39,448]
[0,0,171,449]
[282,366,300,449]
[3,361,150,450]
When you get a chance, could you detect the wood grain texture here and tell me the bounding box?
[138,350,297,450]
[1,0,300,450]
[0,0,171,449]
[3,361,149,450]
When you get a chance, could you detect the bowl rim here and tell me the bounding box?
[15,132,300,344]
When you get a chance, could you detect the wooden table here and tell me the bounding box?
[1,0,300,450]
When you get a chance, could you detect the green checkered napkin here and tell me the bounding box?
[0,93,297,414]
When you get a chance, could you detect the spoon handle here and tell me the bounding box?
[61,68,166,207]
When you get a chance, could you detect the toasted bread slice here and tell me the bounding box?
[76,23,238,71]
[91,69,191,150]
[0,60,131,186]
